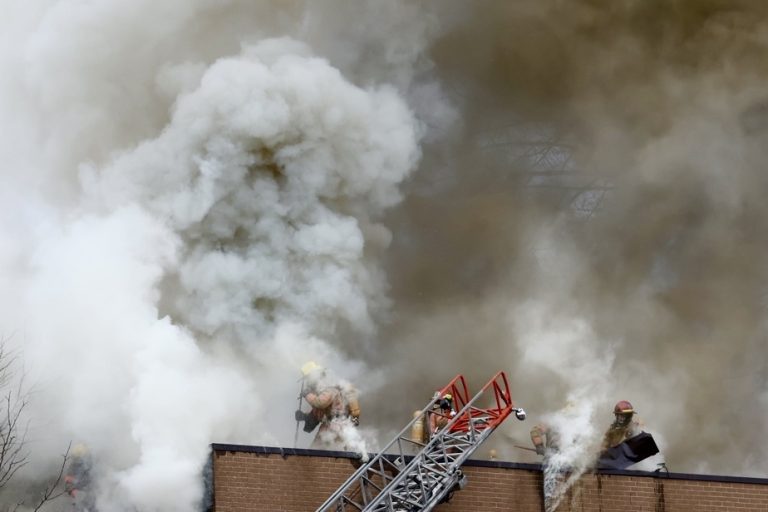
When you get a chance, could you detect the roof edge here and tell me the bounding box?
[210,443,768,486]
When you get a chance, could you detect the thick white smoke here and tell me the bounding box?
[540,403,599,512]
[5,2,768,510]
[0,2,425,509]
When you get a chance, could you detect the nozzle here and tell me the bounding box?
[513,407,526,421]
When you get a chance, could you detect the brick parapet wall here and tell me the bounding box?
[211,444,768,512]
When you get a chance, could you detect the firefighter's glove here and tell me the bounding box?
[351,416,360,427]
[295,410,307,422]
[535,444,546,456]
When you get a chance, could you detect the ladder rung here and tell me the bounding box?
[315,372,518,512]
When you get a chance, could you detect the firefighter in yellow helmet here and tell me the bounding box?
[602,400,643,449]
[294,362,362,451]
[64,443,94,511]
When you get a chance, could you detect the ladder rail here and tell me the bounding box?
[360,371,513,512]
[315,375,471,512]
[316,371,517,512]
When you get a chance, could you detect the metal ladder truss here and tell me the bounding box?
[316,371,519,512]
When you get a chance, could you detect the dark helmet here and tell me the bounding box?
[438,393,453,411]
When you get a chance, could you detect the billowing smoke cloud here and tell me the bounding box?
[0,1,426,510]
[374,0,768,479]
[3,1,768,510]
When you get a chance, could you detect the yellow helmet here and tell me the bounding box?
[71,443,89,458]
[301,361,323,377]
[443,393,452,401]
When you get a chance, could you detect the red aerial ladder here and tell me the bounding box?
[315,371,526,512]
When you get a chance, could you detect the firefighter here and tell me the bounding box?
[530,401,576,456]
[602,400,643,449]
[530,402,575,512]
[428,394,455,438]
[533,421,565,512]
[530,422,559,456]
[294,361,361,451]
[64,443,95,511]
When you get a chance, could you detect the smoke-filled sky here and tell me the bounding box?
[2,0,768,510]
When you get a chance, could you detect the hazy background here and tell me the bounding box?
[1,1,767,510]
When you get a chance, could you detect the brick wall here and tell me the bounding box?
[211,444,768,512]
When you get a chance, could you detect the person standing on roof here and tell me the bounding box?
[602,400,643,449]
[530,401,579,456]
[64,443,95,512]
[294,361,363,454]
[529,401,590,512]
[597,400,660,470]
[530,422,559,456]
[428,393,455,438]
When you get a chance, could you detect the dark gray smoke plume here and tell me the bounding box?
[1,1,767,510]
[373,0,768,477]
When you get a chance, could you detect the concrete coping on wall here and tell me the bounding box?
[211,443,768,486]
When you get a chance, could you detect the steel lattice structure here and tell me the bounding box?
[315,371,523,512]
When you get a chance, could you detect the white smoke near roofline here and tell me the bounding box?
[514,298,614,503]
[6,3,768,511]
[370,0,768,480]
[1,3,426,505]
[540,401,599,512]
